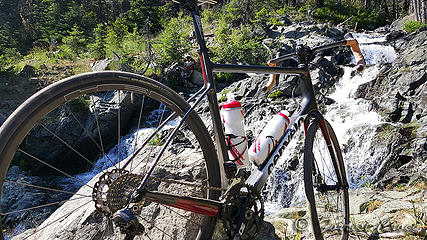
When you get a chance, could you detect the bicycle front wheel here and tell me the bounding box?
[303,119,350,240]
[0,71,221,240]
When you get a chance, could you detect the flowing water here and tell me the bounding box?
[52,33,399,224]
[61,33,399,215]
[264,33,398,213]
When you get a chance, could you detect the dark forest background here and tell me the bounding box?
[0,0,426,75]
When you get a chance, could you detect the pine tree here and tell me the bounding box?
[62,25,87,56]
[89,23,107,59]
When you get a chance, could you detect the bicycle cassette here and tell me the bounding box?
[92,169,143,215]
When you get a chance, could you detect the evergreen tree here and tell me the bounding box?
[126,0,163,33]
[62,25,87,56]
[89,23,107,59]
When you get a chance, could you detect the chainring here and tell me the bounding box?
[221,182,264,240]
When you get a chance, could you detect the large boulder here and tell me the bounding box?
[91,58,112,71]
[19,91,144,176]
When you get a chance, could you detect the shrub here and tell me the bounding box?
[88,23,107,59]
[211,24,267,66]
[153,13,191,68]
[311,2,386,30]
[1,48,22,74]
[105,17,130,55]
[403,20,427,33]
[62,25,87,56]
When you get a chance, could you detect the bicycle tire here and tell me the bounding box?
[303,119,350,240]
[0,71,221,240]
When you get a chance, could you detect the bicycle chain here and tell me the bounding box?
[148,176,227,192]
[93,170,227,216]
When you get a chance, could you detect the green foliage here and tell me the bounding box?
[268,90,284,100]
[148,133,163,146]
[403,20,427,33]
[359,175,372,188]
[0,56,9,74]
[88,24,107,59]
[222,0,283,26]
[215,72,235,82]
[0,48,22,74]
[312,2,386,30]
[62,25,87,57]
[211,23,267,65]
[153,13,191,68]
[126,0,163,34]
[105,17,130,55]
[68,97,91,112]
[219,89,230,103]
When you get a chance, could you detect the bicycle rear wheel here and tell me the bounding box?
[303,119,350,240]
[0,71,221,240]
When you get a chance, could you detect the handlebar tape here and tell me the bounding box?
[264,62,277,92]
[345,38,366,72]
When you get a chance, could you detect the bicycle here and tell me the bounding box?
[0,0,366,239]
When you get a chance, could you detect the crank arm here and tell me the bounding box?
[231,196,250,240]
[144,190,222,217]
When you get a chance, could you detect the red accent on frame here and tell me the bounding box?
[199,54,208,85]
[303,121,308,137]
[319,120,332,145]
[167,199,219,217]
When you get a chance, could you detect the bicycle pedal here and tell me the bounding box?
[224,161,237,179]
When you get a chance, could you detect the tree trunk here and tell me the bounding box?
[382,0,390,19]
[365,0,371,9]
[413,0,420,21]
[404,0,410,12]
[422,0,427,22]
[392,0,397,19]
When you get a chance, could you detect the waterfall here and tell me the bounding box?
[264,33,398,213]
[60,104,179,191]
[61,34,399,215]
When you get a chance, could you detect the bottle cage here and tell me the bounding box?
[225,134,247,165]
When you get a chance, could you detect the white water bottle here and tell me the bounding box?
[249,111,290,166]
[220,95,249,169]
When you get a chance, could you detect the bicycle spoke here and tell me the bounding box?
[63,102,117,171]
[162,204,202,227]
[0,73,219,240]
[144,232,154,240]
[139,216,175,239]
[131,95,146,171]
[118,90,122,168]
[38,123,104,174]
[90,95,109,171]
[314,133,337,184]
[20,199,93,240]
[3,179,91,198]
[131,104,167,173]
[1,195,88,216]
[17,149,95,190]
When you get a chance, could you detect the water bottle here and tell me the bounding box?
[249,111,290,166]
[220,94,249,169]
